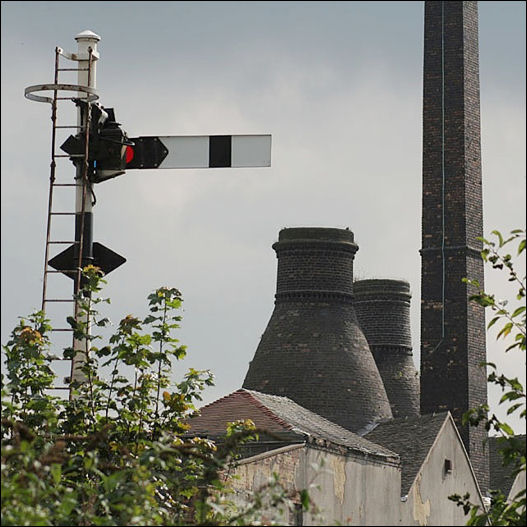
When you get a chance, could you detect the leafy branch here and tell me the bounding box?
[2,267,310,526]
[450,229,526,526]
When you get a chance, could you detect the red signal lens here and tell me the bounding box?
[125,145,134,164]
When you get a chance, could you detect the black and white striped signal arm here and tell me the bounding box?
[125,135,271,169]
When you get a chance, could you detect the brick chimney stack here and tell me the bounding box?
[243,227,392,434]
[420,0,488,492]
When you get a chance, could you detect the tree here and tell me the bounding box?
[1,266,311,526]
[450,229,526,526]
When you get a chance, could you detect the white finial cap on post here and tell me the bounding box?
[75,30,100,63]
[74,30,100,88]
[75,30,101,42]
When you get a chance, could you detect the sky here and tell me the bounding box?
[1,1,525,434]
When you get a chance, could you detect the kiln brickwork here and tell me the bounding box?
[243,227,392,434]
[353,279,420,418]
[420,0,488,492]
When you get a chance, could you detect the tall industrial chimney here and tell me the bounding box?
[353,279,420,418]
[420,1,488,491]
[243,227,392,434]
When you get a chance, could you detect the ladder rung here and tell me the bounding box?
[45,386,70,391]
[57,67,90,72]
[45,299,75,303]
[46,269,80,274]
[52,183,82,187]
[48,241,78,244]
[54,154,85,158]
[55,125,85,130]
[50,212,79,215]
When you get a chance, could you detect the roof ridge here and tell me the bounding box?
[240,389,294,431]
[197,389,246,412]
[198,389,294,432]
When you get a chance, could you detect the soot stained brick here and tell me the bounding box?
[354,279,420,419]
[420,1,488,492]
[243,228,392,434]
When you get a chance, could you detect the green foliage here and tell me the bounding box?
[1,267,310,526]
[451,489,525,526]
[450,229,526,526]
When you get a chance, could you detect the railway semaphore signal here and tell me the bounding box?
[25,30,271,393]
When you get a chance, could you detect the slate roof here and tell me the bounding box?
[187,389,398,460]
[489,435,526,497]
[365,411,449,496]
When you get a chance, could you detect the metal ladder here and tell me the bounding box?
[39,46,95,393]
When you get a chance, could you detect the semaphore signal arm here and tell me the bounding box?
[60,102,272,183]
